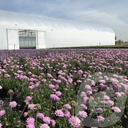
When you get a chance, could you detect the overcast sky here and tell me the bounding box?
[0,0,128,41]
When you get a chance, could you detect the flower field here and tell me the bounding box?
[0,49,128,128]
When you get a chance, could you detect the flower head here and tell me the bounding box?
[68,116,81,127]
[9,101,17,108]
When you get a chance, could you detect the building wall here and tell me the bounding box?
[0,25,115,49]
[0,28,8,49]
[45,27,115,48]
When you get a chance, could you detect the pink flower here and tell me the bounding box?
[47,73,53,78]
[78,111,87,118]
[0,123,2,128]
[0,110,6,116]
[80,104,88,110]
[63,104,71,110]
[77,80,82,83]
[78,70,83,74]
[115,92,122,97]
[50,94,60,101]
[26,117,35,125]
[26,124,35,128]
[55,110,64,117]
[26,96,32,101]
[40,124,50,128]
[50,119,56,126]
[107,100,114,106]
[40,124,49,128]
[49,84,55,89]
[0,86,2,89]
[97,116,105,122]
[55,91,62,96]
[85,85,92,91]
[24,112,28,117]
[96,108,103,113]
[43,116,51,124]
[68,116,81,128]
[104,95,110,100]
[9,101,17,108]
[37,113,44,119]
[28,104,36,110]
[112,107,121,113]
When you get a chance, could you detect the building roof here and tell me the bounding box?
[0,10,114,32]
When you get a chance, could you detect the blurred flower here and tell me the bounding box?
[97,116,105,122]
[96,108,103,113]
[26,124,35,128]
[80,104,88,110]
[26,117,35,125]
[0,123,2,128]
[55,109,64,117]
[0,86,2,89]
[50,119,56,126]
[0,110,6,116]
[49,84,55,89]
[40,124,49,128]
[78,111,87,118]
[28,104,36,110]
[24,112,28,117]
[43,116,51,124]
[37,113,44,119]
[68,116,81,128]
[9,101,17,108]
[50,94,60,101]
[55,91,62,97]
[112,107,121,113]
[26,96,32,101]
[63,104,71,110]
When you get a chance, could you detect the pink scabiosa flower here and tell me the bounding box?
[99,79,105,84]
[55,91,62,97]
[26,96,32,101]
[68,116,81,128]
[40,123,49,128]
[9,101,17,108]
[0,110,6,116]
[0,123,2,128]
[0,86,2,89]
[80,92,87,97]
[50,94,60,101]
[24,112,28,117]
[104,95,110,100]
[115,92,122,97]
[28,104,36,110]
[43,116,51,124]
[63,104,71,110]
[50,119,56,126]
[80,104,88,110]
[97,116,105,122]
[26,117,35,125]
[112,107,121,113]
[26,124,35,128]
[55,109,64,117]
[49,84,55,89]
[37,113,44,119]
[96,108,103,113]
[107,100,114,106]
[78,111,87,118]
[77,80,82,83]
[47,73,53,78]
[77,70,83,74]
[85,85,92,91]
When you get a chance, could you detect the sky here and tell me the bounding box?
[0,0,128,41]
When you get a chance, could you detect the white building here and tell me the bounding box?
[0,10,115,49]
